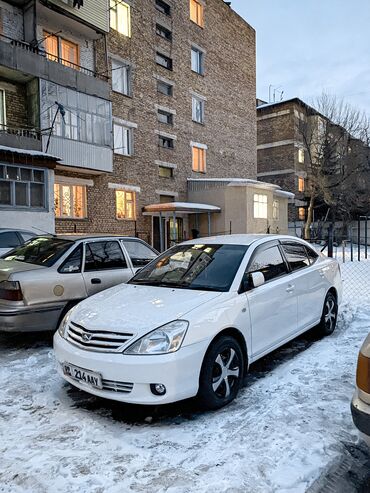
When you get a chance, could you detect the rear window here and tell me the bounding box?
[281,242,310,271]
[0,232,20,248]
[1,237,74,267]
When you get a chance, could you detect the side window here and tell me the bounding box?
[59,245,83,274]
[121,240,157,267]
[0,232,21,248]
[84,241,127,272]
[305,246,319,265]
[247,245,288,282]
[282,242,310,271]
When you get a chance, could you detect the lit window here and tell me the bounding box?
[298,207,306,221]
[0,89,6,127]
[191,46,204,74]
[192,145,206,173]
[157,109,173,125]
[159,166,173,178]
[0,165,46,209]
[273,200,279,220]
[298,177,305,192]
[157,80,173,96]
[110,0,131,37]
[298,148,305,163]
[114,123,133,156]
[253,194,268,219]
[156,52,173,70]
[190,0,204,27]
[54,184,86,219]
[155,0,171,15]
[44,31,79,68]
[116,190,136,219]
[192,95,204,124]
[111,59,131,95]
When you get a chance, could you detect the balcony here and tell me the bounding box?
[0,125,42,151]
[0,34,110,100]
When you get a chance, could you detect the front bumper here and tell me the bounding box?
[53,332,209,405]
[351,390,370,439]
[0,302,65,332]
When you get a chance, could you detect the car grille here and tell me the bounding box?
[67,321,134,353]
[101,379,134,393]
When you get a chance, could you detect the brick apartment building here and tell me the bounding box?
[257,98,310,228]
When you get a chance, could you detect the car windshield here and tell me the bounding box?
[129,243,248,292]
[1,237,74,267]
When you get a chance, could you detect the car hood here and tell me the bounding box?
[71,283,223,335]
[0,260,45,281]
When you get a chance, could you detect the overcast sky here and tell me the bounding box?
[231,0,370,114]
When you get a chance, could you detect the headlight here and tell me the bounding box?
[124,320,189,355]
[57,309,74,339]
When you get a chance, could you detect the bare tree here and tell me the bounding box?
[297,93,370,239]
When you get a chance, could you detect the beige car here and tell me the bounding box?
[351,333,370,446]
[0,235,158,332]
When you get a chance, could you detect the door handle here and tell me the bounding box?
[286,284,295,293]
[91,278,101,284]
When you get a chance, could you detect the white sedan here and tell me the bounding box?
[54,235,342,410]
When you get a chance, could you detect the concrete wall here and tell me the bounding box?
[0,1,24,41]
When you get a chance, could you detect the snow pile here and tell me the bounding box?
[0,263,369,492]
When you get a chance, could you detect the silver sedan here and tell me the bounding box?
[0,235,158,332]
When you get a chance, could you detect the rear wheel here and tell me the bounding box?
[315,292,338,337]
[197,336,244,410]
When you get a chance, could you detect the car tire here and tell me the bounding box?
[197,336,244,410]
[315,292,338,337]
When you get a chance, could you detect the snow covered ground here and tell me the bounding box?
[1,263,370,493]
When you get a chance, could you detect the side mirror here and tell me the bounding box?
[250,271,265,288]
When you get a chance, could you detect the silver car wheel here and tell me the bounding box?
[212,348,240,398]
[324,298,336,332]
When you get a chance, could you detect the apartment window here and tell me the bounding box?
[190,0,204,27]
[44,31,79,68]
[253,194,268,219]
[111,59,131,96]
[298,148,305,163]
[273,200,279,220]
[41,81,111,147]
[0,90,6,127]
[156,23,172,40]
[192,95,204,124]
[157,109,173,125]
[54,184,86,219]
[110,0,131,37]
[192,145,206,173]
[116,190,136,219]
[158,135,174,148]
[157,80,173,96]
[114,123,133,156]
[298,207,306,221]
[298,176,305,192]
[156,52,173,70]
[155,0,171,15]
[191,46,204,74]
[159,166,173,178]
[0,165,46,209]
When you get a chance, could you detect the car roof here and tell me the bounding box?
[0,228,37,234]
[55,234,142,242]
[183,234,310,246]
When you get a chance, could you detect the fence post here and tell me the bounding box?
[365,216,368,260]
[328,224,334,258]
[358,217,361,261]
[350,227,353,262]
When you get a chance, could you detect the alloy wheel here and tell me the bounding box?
[324,298,337,332]
[212,347,240,398]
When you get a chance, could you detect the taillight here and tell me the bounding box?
[356,352,370,394]
[0,280,23,301]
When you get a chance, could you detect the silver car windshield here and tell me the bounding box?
[129,243,248,292]
[1,237,74,267]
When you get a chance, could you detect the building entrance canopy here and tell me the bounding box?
[143,202,221,252]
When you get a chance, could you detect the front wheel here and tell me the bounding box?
[197,336,244,410]
[315,292,338,337]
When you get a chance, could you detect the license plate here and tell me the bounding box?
[62,363,102,389]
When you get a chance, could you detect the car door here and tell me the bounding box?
[82,240,134,296]
[120,239,158,273]
[244,241,298,358]
[280,241,327,330]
